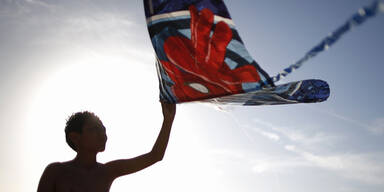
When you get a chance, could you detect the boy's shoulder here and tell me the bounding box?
[43,162,66,176]
[44,160,82,173]
[44,161,108,174]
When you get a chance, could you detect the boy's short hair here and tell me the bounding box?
[64,111,101,151]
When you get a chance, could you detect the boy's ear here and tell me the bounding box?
[69,132,81,148]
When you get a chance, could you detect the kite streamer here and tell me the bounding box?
[271,0,384,83]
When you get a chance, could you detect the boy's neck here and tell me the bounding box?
[73,152,98,169]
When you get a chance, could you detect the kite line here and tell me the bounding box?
[271,0,384,83]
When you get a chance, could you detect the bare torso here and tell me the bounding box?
[53,161,114,192]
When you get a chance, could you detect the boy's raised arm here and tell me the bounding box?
[105,101,176,179]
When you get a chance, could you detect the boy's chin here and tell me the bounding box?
[98,146,106,152]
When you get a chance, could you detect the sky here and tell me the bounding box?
[0,0,383,191]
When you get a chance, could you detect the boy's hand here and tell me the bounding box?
[161,101,176,121]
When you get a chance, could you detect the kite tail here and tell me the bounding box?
[270,0,384,83]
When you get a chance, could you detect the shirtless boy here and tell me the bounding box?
[37,102,176,192]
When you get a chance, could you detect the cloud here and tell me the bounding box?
[302,105,384,136]
[285,145,344,170]
[241,119,280,141]
[368,118,384,135]
[24,0,52,8]
[196,111,384,186]
[0,0,56,17]
[207,147,311,175]
[252,162,271,173]
[251,117,337,146]
[309,106,384,136]
[285,145,384,185]
[284,145,295,151]
[0,0,153,66]
[231,115,384,185]
[209,144,384,185]
[251,158,311,174]
[259,131,280,141]
[4,1,136,43]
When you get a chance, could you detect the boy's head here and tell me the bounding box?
[65,111,107,152]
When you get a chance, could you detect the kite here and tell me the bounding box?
[144,0,383,105]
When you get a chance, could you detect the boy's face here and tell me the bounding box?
[77,118,108,152]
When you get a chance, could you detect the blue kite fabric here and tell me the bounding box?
[205,79,330,106]
[144,0,330,105]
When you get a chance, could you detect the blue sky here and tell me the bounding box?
[0,0,383,191]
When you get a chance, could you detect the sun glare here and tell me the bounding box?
[23,49,168,190]
[23,50,225,191]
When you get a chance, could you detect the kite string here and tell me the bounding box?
[270,0,384,83]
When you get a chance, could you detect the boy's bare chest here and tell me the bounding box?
[55,168,113,192]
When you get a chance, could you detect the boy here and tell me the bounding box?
[37,102,176,192]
